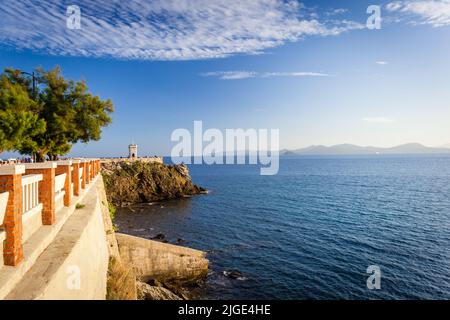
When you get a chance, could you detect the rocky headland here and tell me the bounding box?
[102,161,207,207]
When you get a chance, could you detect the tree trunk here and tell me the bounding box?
[35,151,46,163]
[48,154,59,161]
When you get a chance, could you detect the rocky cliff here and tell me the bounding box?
[101,161,206,207]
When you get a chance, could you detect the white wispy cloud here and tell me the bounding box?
[0,0,364,61]
[327,8,349,16]
[202,71,258,80]
[363,117,396,124]
[202,71,330,80]
[376,61,388,65]
[386,0,450,27]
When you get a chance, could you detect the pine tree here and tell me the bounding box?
[0,72,46,155]
[0,66,113,161]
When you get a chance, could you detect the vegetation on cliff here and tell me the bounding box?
[102,161,206,207]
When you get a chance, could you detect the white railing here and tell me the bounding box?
[55,173,67,194]
[54,173,67,209]
[22,174,43,214]
[0,192,9,225]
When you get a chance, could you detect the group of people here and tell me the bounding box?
[0,157,34,165]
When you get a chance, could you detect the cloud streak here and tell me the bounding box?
[202,71,331,80]
[0,0,364,61]
[387,0,450,27]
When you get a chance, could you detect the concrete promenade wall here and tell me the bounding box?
[115,233,208,283]
[5,177,110,300]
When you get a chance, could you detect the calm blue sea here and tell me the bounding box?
[115,155,450,299]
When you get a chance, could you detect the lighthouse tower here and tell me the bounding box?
[129,143,138,160]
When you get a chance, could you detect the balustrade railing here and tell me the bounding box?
[55,173,67,195]
[0,192,8,225]
[0,159,100,266]
[22,174,43,214]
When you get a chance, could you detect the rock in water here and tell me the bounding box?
[223,270,247,281]
[152,233,166,240]
[101,161,206,207]
[136,281,181,300]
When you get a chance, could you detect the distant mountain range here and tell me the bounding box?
[280,143,450,156]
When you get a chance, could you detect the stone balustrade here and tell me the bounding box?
[22,174,43,215]
[0,159,101,267]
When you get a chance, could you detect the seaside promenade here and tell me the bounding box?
[0,159,105,299]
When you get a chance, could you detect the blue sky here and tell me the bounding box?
[1,0,450,157]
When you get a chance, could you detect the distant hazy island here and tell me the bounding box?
[280,143,450,156]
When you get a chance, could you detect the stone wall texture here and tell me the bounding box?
[115,233,209,284]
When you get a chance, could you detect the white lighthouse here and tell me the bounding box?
[129,143,138,160]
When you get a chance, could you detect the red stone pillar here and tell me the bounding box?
[90,160,94,178]
[72,160,81,196]
[0,165,25,266]
[56,160,72,207]
[25,162,57,225]
[79,160,86,190]
[85,160,91,184]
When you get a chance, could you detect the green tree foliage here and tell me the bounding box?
[0,66,113,161]
[0,72,46,154]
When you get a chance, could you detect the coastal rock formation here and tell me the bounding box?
[136,281,181,300]
[101,161,206,207]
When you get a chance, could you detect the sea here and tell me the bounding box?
[114,155,450,299]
